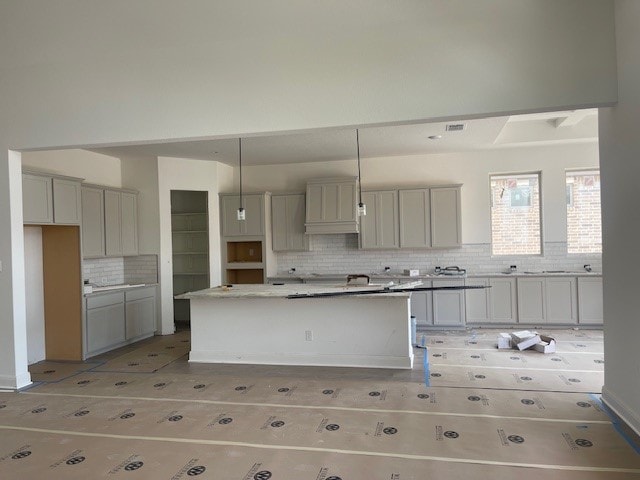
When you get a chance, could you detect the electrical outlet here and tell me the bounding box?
[305,330,313,341]
[101,277,107,285]
[249,248,255,256]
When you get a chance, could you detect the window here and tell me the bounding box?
[566,170,601,253]
[491,173,541,255]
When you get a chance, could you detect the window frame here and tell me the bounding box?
[489,171,544,257]
[565,168,601,255]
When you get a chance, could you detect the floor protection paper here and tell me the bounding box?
[1,392,639,472]
[28,361,102,383]
[2,429,638,480]
[25,371,611,423]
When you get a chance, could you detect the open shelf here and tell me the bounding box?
[226,268,264,284]
[227,240,263,263]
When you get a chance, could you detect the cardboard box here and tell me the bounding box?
[534,335,557,353]
[497,333,512,349]
[510,330,542,351]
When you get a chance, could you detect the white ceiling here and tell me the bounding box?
[91,109,598,166]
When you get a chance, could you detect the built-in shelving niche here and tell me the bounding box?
[171,190,209,326]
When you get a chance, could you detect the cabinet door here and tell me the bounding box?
[120,192,138,255]
[271,193,310,251]
[337,182,357,222]
[125,296,156,339]
[399,189,431,248]
[221,195,264,236]
[578,277,603,325]
[465,277,490,323]
[410,290,432,326]
[86,303,126,353]
[546,277,577,324]
[306,185,324,223]
[517,278,546,323]
[432,279,465,325]
[104,190,122,256]
[360,191,399,249]
[221,195,243,237]
[287,194,308,251]
[271,195,288,251]
[52,178,81,224]
[81,187,105,257]
[431,187,461,247]
[22,174,53,224]
[243,194,264,236]
[490,277,518,323]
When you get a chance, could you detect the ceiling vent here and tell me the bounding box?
[445,123,466,132]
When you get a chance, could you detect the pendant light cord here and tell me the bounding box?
[239,137,243,207]
[356,129,363,205]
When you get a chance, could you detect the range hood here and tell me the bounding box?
[305,177,360,234]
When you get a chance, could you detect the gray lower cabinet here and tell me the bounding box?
[546,277,578,324]
[86,292,126,355]
[517,277,547,323]
[490,278,518,323]
[125,287,157,340]
[410,279,465,326]
[432,279,466,325]
[85,287,156,358]
[22,171,82,225]
[517,276,580,325]
[578,277,603,324]
[465,277,517,324]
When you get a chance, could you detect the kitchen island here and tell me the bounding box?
[178,284,414,369]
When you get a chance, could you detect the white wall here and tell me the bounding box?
[599,0,640,435]
[0,1,616,152]
[157,157,225,335]
[22,149,122,187]
[241,142,600,244]
[23,227,45,364]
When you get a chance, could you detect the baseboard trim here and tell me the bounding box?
[602,385,640,439]
[0,371,32,390]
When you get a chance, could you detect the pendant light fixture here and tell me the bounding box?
[237,137,246,221]
[356,129,366,216]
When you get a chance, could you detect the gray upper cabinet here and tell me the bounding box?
[430,187,462,247]
[305,177,358,234]
[399,189,431,248]
[120,192,139,255]
[104,189,123,256]
[359,190,399,249]
[221,194,265,237]
[52,178,82,224]
[271,193,308,251]
[22,171,82,225]
[81,186,105,257]
[102,188,139,257]
[22,173,53,224]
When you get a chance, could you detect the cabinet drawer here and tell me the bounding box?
[87,291,125,309]
[125,286,156,302]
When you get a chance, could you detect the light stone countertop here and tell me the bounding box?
[269,271,601,282]
[84,283,158,297]
[177,284,411,299]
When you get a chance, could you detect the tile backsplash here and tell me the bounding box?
[83,255,158,285]
[275,234,602,276]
